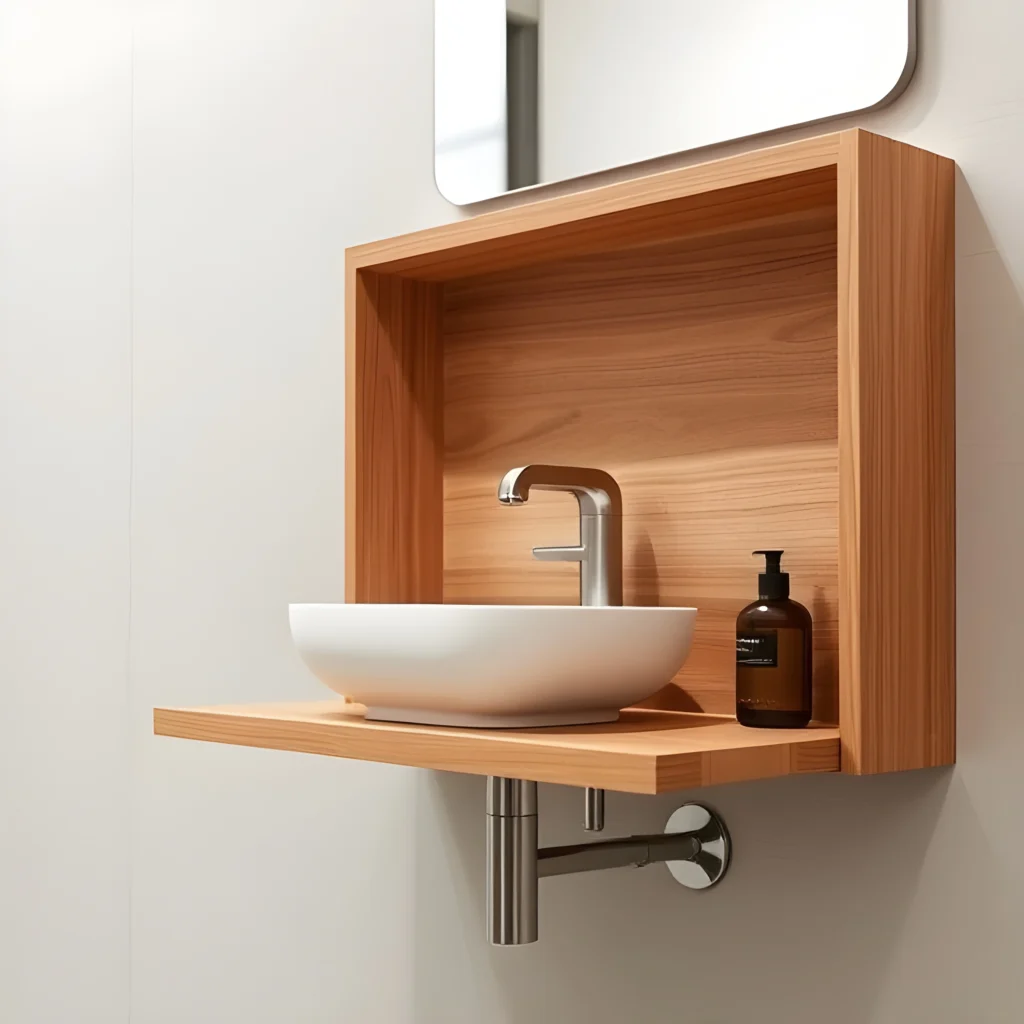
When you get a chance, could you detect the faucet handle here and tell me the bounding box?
[532,544,586,562]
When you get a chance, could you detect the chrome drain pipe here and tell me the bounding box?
[486,777,731,946]
[538,830,700,877]
[486,778,538,945]
[583,787,605,831]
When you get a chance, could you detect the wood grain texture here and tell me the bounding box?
[837,129,956,773]
[201,127,952,792]
[349,134,841,281]
[154,702,840,795]
[345,268,444,602]
[443,209,840,720]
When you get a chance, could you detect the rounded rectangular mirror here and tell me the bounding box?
[434,0,916,205]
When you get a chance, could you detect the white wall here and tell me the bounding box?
[1,1,1023,1021]
[0,2,132,1019]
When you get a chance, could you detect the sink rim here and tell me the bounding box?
[289,602,698,729]
[289,602,697,611]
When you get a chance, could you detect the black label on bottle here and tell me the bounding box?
[737,631,778,668]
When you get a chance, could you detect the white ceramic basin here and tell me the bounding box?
[289,603,697,728]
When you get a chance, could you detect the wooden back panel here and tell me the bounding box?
[442,207,839,720]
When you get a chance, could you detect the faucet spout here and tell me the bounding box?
[498,465,623,516]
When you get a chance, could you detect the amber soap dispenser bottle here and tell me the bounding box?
[735,550,812,728]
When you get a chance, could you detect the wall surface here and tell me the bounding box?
[0,0,1022,1021]
[0,2,132,1020]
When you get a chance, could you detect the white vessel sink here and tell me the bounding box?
[289,603,697,728]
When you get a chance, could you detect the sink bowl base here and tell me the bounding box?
[364,706,621,729]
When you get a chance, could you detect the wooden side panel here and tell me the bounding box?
[837,130,956,773]
[345,268,444,602]
[443,209,840,720]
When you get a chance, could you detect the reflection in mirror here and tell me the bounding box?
[435,0,916,205]
[506,0,540,190]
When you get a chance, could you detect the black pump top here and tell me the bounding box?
[753,549,790,600]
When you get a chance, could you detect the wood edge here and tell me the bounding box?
[941,142,957,772]
[791,734,843,774]
[346,132,844,272]
[841,127,957,170]
[654,730,841,792]
[153,706,662,794]
[152,708,663,794]
[153,707,841,795]
[836,128,862,775]
[902,137,956,774]
[836,131,957,775]
[153,706,322,747]
[343,255,360,603]
[933,145,957,773]
[423,279,447,602]
[516,756,661,795]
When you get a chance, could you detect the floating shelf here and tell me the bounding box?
[155,128,955,791]
[153,703,840,795]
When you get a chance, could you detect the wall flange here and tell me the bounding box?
[663,802,730,890]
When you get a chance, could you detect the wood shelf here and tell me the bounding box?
[343,127,955,776]
[154,702,840,795]
[155,128,955,790]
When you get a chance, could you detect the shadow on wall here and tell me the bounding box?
[403,173,1024,1024]
[412,769,951,1024]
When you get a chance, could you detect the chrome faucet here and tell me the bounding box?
[497,464,623,607]
[497,464,623,837]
